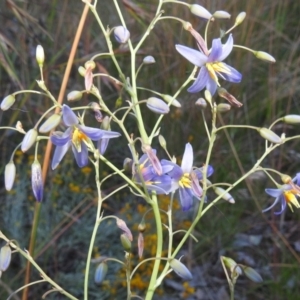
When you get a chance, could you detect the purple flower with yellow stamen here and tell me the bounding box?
[263,185,300,215]
[163,143,214,211]
[133,151,172,194]
[51,105,120,169]
[175,34,242,95]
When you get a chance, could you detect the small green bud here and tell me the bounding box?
[282,114,300,124]
[195,98,207,109]
[84,60,96,70]
[1,95,15,111]
[78,66,86,77]
[123,158,133,173]
[235,12,246,25]
[21,128,38,152]
[213,10,231,19]
[36,45,45,67]
[94,262,108,285]
[5,161,16,191]
[101,116,110,131]
[158,135,167,149]
[190,4,213,20]
[67,91,83,102]
[147,97,170,114]
[138,219,146,233]
[143,56,155,64]
[258,128,282,144]
[254,51,275,63]
[161,94,181,108]
[204,89,212,104]
[217,103,231,112]
[114,26,130,44]
[213,187,235,203]
[120,233,132,251]
[242,265,263,283]
[39,114,62,133]
[169,259,193,281]
[0,244,12,272]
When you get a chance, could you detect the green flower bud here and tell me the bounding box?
[204,89,212,104]
[94,262,108,285]
[235,12,246,25]
[213,10,231,19]
[36,45,45,67]
[158,135,167,149]
[39,113,62,133]
[241,265,263,283]
[5,161,16,191]
[21,129,38,152]
[221,256,242,276]
[217,103,231,112]
[161,94,181,108]
[0,244,12,272]
[84,60,96,70]
[101,116,110,131]
[169,259,193,281]
[143,56,155,64]
[114,26,130,43]
[78,66,86,77]
[195,98,207,109]
[67,91,83,102]
[1,95,15,111]
[147,97,170,114]
[190,4,212,20]
[282,114,300,124]
[123,158,133,173]
[254,51,275,63]
[120,233,132,251]
[258,128,282,144]
[213,187,235,203]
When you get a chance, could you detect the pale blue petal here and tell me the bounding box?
[166,163,183,181]
[97,138,109,155]
[51,141,71,169]
[265,188,282,198]
[274,199,286,215]
[175,45,207,67]
[219,64,242,83]
[206,76,218,95]
[51,128,72,146]
[188,67,209,93]
[292,173,300,186]
[219,34,233,61]
[72,143,88,167]
[195,165,214,179]
[179,187,194,211]
[62,105,78,126]
[207,38,222,62]
[181,143,193,173]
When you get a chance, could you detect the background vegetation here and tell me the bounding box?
[0,0,300,299]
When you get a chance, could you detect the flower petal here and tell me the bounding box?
[78,125,120,141]
[62,105,79,126]
[206,76,218,95]
[72,143,88,167]
[265,188,282,198]
[181,143,193,173]
[51,129,72,146]
[97,138,109,155]
[51,142,71,169]
[179,187,194,211]
[207,38,223,62]
[219,34,233,61]
[219,64,242,83]
[188,67,209,93]
[175,45,207,67]
[274,199,286,215]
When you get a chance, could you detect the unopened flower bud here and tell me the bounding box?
[120,233,132,251]
[190,4,213,20]
[213,187,234,203]
[138,232,144,259]
[0,244,12,272]
[1,95,15,111]
[39,114,62,133]
[204,89,212,104]
[242,265,263,283]
[217,103,231,112]
[161,95,181,108]
[84,60,96,70]
[221,256,242,276]
[36,45,45,67]
[123,158,133,173]
[143,56,155,64]
[147,97,170,114]
[282,114,300,124]
[5,161,16,191]
[258,128,282,144]
[138,219,146,233]
[78,66,86,77]
[158,135,167,149]
[116,218,133,241]
[31,160,43,202]
[21,128,38,152]
[101,116,110,131]
[235,12,246,25]
[94,262,108,285]
[213,10,231,19]
[195,98,207,109]
[67,91,83,102]
[114,26,130,44]
[169,259,193,281]
[254,51,276,63]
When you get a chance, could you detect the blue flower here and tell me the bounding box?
[51,105,120,169]
[176,34,242,95]
[263,185,300,215]
[133,151,172,194]
[163,143,213,211]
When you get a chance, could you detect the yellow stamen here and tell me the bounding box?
[179,173,192,189]
[284,190,300,212]
[72,128,88,152]
[206,63,219,84]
